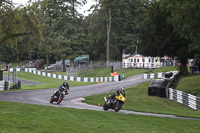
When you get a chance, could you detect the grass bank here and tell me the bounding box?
[176,74,200,97]
[84,82,200,118]
[0,101,200,133]
[53,68,149,79]
[150,66,179,73]
[4,71,95,90]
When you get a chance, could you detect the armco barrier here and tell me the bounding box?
[144,72,166,79]
[22,68,115,82]
[169,88,200,110]
[144,71,178,79]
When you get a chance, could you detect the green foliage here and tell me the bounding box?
[87,0,145,61]
[138,0,193,75]
[36,0,88,69]
[0,0,43,62]
[161,0,200,53]
[0,1,42,46]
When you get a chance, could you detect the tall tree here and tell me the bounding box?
[87,0,145,61]
[37,0,86,71]
[160,0,200,70]
[0,0,42,46]
[139,0,192,75]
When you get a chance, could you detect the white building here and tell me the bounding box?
[122,54,165,69]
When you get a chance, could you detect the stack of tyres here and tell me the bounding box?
[147,79,170,97]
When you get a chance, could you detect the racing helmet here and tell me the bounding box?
[121,87,125,92]
[63,81,68,87]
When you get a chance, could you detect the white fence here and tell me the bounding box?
[169,88,200,110]
[24,68,116,82]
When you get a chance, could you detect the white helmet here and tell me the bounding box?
[121,87,125,92]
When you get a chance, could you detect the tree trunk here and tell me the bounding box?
[70,58,74,69]
[62,56,66,72]
[46,53,49,67]
[180,60,188,75]
[106,8,111,64]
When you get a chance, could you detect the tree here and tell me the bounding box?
[139,0,192,75]
[0,0,42,46]
[87,0,144,62]
[37,0,86,71]
[160,0,200,70]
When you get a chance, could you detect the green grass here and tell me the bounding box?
[123,69,149,78]
[176,75,200,97]
[53,68,149,79]
[84,82,200,118]
[150,66,179,73]
[79,68,111,77]
[4,71,95,90]
[0,101,200,133]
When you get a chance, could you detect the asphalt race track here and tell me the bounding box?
[0,74,200,121]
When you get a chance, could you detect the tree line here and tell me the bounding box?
[0,0,200,74]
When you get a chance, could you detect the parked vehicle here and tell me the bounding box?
[50,87,68,104]
[103,92,126,112]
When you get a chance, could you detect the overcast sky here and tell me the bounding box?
[12,0,96,16]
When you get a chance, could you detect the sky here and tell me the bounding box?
[12,0,96,16]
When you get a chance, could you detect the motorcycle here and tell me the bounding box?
[50,87,68,104]
[103,92,126,112]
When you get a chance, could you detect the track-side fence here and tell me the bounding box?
[144,71,200,111]
[24,68,115,82]
[169,88,200,110]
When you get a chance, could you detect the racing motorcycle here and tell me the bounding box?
[103,92,126,112]
[50,87,68,104]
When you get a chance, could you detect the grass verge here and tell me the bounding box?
[0,101,200,133]
[176,74,200,97]
[4,71,95,90]
[53,68,149,79]
[149,66,179,73]
[84,82,200,118]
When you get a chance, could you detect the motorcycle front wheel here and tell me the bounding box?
[114,101,123,112]
[57,95,64,104]
[103,103,109,111]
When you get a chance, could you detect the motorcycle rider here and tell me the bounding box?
[109,87,125,103]
[58,81,69,95]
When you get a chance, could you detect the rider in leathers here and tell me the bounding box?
[110,87,125,104]
[57,81,69,96]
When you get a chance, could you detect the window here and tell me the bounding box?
[137,59,139,62]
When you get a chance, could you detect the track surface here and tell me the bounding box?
[0,74,200,121]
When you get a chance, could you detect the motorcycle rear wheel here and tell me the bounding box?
[50,98,54,103]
